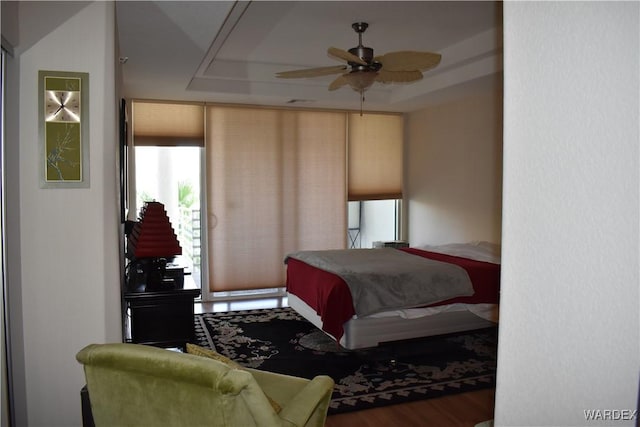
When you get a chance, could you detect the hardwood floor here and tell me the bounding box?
[195,297,495,427]
[324,389,494,427]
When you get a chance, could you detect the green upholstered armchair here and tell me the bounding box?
[76,343,334,427]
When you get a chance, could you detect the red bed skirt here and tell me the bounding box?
[285,247,501,341]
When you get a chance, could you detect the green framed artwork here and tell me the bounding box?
[39,70,89,188]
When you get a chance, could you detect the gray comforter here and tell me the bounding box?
[285,248,474,317]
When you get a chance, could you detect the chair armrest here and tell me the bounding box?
[246,368,311,404]
[277,375,334,427]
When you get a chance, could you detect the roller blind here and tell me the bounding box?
[132,100,204,146]
[348,113,403,201]
[206,105,347,292]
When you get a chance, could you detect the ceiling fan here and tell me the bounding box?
[276,22,442,109]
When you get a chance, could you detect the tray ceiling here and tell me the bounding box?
[116,1,502,113]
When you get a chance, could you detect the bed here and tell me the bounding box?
[285,242,501,349]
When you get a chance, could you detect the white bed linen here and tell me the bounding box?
[367,303,499,322]
[288,293,498,349]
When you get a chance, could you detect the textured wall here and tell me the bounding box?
[11,2,120,425]
[407,88,503,246]
[496,2,639,426]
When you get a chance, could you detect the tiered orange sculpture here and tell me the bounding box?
[127,201,182,259]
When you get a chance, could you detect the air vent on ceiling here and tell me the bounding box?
[286,99,315,104]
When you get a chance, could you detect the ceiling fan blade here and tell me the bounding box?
[328,47,367,66]
[376,51,442,72]
[376,69,424,84]
[276,65,347,79]
[328,74,350,91]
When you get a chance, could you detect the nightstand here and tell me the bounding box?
[123,275,200,350]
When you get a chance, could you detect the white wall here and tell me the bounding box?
[406,88,503,246]
[0,5,19,424]
[2,3,27,424]
[6,2,121,425]
[496,2,639,426]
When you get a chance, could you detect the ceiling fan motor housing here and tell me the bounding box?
[349,45,373,63]
[348,22,381,71]
[348,46,382,71]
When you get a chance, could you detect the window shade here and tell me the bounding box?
[348,113,404,201]
[206,106,347,292]
[133,101,204,146]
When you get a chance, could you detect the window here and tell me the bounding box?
[348,199,402,248]
[131,101,205,288]
[347,113,404,248]
[130,101,404,297]
[134,146,203,287]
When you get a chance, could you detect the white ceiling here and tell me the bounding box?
[116,1,503,113]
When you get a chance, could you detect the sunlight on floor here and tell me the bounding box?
[195,296,289,314]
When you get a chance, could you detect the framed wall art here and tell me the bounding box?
[38,70,89,188]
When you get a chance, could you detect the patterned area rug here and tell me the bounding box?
[194,307,497,414]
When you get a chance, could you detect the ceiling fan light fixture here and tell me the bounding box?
[345,70,378,92]
[275,21,442,114]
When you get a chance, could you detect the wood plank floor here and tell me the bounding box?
[197,297,495,427]
[325,388,494,427]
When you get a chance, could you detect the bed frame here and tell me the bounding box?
[288,293,497,350]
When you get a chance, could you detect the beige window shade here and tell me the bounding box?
[348,113,404,201]
[206,105,347,292]
[133,101,204,146]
